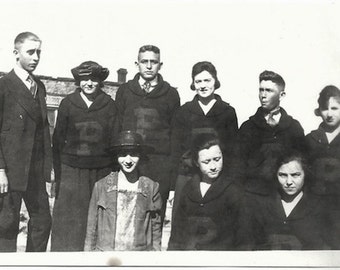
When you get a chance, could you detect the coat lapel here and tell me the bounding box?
[6,70,41,123]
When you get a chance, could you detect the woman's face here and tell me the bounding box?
[196,144,223,180]
[277,160,305,196]
[194,70,216,100]
[118,152,140,174]
[80,77,100,95]
[319,97,340,130]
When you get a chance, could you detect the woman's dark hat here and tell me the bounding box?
[106,130,154,154]
[71,61,109,83]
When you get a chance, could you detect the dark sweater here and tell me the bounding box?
[243,189,330,250]
[53,89,119,174]
[238,107,305,190]
[115,73,180,155]
[168,171,245,250]
[305,124,340,249]
[170,94,238,178]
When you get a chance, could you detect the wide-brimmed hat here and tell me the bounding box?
[106,130,154,154]
[71,61,109,84]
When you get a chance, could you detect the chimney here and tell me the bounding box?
[117,68,127,83]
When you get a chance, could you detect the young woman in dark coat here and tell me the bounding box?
[243,151,330,250]
[305,85,340,249]
[51,61,119,251]
[168,133,245,250]
[170,61,239,219]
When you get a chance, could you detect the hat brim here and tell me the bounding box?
[105,144,154,154]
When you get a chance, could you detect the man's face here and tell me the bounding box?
[320,97,340,130]
[277,160,305,197]
[259,80,285,111]
[14,39,41,73]
[136,51,162,81]
[196,145,223,180]
[118,152,140,174]
[194,70,216,100]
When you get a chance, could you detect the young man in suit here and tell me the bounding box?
[115,45,180,222]
[0,32,52,251]
[238,70,305,192]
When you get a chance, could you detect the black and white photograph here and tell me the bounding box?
[0,0,339,268]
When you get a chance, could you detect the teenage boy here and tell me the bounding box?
[238,70,305,192]
[115,45,180,221]
[0,32,52,251]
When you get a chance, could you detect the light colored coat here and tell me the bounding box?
[84,171,162,251]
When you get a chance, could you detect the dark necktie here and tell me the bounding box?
[142,81,151,93]
[27,75,37,98]
[266,108,280,127]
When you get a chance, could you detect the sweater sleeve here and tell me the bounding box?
[84,182,99,251]
[52,98,69,183]
[114,86,125,131]
[169,108,188,189]
[151,182,162,251]
[0,81,6,169]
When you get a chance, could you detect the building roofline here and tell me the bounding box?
[0,71,122,86]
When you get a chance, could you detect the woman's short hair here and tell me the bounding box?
[315,85,340,116]
[275,150,310,184]
[190,133,222,165]
[190,61,221,90]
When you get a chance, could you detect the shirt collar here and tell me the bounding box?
[14,65,30,83]
[138,75,158,88]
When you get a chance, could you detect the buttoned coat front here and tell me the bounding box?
[168,172,245,250]
[0,70,52,191]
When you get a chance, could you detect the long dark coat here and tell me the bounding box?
[0,70,52,191]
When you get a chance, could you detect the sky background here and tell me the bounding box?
[0,0,340,133]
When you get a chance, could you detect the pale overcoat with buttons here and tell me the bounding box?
[0,70,52,191]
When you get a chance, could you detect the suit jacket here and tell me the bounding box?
[0,70,52,191]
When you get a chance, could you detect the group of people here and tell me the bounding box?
[0,31,339,252]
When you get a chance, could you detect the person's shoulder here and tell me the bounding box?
[139,176,160,190]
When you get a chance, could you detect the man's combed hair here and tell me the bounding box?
[14,32,41,48]
[259,70,285,90]
[138,45,160,54]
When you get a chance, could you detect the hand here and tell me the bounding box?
[0,170,8,193]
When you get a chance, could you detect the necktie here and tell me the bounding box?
[27,75,37,98]
[142,81,151,93]
[266,108,280,127]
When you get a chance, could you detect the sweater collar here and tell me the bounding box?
[68,88,111,111]
[188,94,229,116]
[127,73,170,97]
[309,123,340,146]
[249,107,293,130]
[187,170,233,203]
